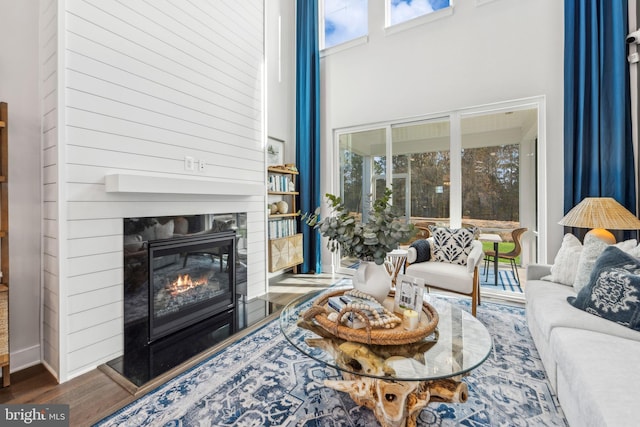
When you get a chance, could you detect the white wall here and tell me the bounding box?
[39,0,266,382]
[40,0,60,380]
[0,0,43,375]
[321,0,565,263]
[266,0,296,160]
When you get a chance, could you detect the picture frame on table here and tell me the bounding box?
[394,274,425,313]
[267,137,284,166]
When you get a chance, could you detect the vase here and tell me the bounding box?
[352,260,393,303]
[276,200,289,214]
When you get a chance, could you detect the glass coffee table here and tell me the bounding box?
[280,287,492,427]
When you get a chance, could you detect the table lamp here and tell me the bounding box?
[558,197,640,244]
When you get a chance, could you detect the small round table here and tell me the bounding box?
[280,288,492,427]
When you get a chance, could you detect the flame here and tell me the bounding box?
[167,274,208,296]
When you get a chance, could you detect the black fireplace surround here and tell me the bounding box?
[109,213,249,386]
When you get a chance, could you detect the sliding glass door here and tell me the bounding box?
[460,108,539,274]
[391,119,451,224]
[334,100,542,275]
[338,128,387,269]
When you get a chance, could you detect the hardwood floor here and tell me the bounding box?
[0,273,339,426]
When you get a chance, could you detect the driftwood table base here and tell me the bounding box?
[286,292,492,427]
[325,373,467,427]
[304,337,468,427]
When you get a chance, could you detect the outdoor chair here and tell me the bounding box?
[483,227,527,284]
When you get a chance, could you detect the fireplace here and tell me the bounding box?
[122,214,246,342]
[110,213,253,386]
[148,231,236,342]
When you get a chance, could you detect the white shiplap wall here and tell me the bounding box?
[41,0,61,380]
[45,0,266,382]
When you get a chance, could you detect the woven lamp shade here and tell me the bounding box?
[559,197,640,230]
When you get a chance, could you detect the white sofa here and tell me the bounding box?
[525,264,640,427]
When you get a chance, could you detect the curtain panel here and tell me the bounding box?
[564,0,636,215]
[296,0,322,273]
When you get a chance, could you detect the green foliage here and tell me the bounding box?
[302,188,417,265]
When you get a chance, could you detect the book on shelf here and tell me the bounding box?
[269,218,297,239]
[268,174,294,192]
[327,294,386,329]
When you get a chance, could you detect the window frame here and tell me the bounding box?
[319,0,369,52]
[385,0,454,35]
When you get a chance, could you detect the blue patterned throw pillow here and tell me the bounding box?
[568,246,640,331]
[429,226,477,265]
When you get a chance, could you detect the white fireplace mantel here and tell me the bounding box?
[104,174,264,196]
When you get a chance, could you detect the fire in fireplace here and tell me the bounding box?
[148,231,236,342]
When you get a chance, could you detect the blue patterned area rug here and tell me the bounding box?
[480,268,523,293]
[95,296,566,426]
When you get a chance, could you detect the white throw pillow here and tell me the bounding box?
[572,234,637,293]
[542,233,583,286]
[139,225,156,242]
[626,243,640,258]
[154,220,175,240]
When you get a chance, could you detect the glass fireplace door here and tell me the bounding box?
[148,231,236,342]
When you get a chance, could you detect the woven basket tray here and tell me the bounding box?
[302,289,439,345]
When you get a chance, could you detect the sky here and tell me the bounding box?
[324,0,450,48]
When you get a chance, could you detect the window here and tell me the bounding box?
[338,127,386,269]
[333,100,544,275]
[321,0,368,49]
[392,119,451,221]
[388,0,451,27]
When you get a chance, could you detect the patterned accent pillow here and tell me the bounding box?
[568,246,640,331]
[572,234,637,293]
[429,226,477,265]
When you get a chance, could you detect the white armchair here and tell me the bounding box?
[405,237,484,316]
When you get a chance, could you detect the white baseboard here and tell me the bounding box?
[2,344,41,375]
[10,344,41,372]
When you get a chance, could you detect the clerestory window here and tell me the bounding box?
[387,0,452,29]
[321,0,368,50]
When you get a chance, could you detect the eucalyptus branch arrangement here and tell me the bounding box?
[302,188,416,265]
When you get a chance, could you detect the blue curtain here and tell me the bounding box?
[296,0,322,273]
[564,0,636,215]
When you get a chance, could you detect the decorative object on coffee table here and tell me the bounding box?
[302,188,416,301]
[385,248,408,288]
[300,289,438,346]
[394,274,424,315]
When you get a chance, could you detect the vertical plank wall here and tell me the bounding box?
[41,0,61,380]
[47,0,266,382]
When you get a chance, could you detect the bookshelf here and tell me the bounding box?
[267,166,303,272]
